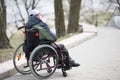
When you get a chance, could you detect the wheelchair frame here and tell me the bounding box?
[13,26,71,79]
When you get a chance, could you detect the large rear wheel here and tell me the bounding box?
[29,44,59,79]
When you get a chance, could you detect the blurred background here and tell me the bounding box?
[6,0,119,37]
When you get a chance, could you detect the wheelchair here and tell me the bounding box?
[13,26,72,79]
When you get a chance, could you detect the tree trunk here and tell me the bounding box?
[117,0,120,6]
[67,0,82,33]
[54,0,66,38]
[0,0,12,49]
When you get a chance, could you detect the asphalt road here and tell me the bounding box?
[4,27,120,80]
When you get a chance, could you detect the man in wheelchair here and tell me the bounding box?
[23,9,80,68]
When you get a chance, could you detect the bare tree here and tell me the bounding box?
[14,0,41,25]
[116,0,120,10]
[14,0,25,25]
[24,0,41,15]
[54,0,66,37]
[117,0,120,5]
[67,0,82,33]
[0,0,12,49]
[82,0,100,26]
[83,0,97,25]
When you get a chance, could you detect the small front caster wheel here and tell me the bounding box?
[63,72,67,77]
[47,69,52,73]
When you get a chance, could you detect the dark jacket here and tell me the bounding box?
[23,16,57,58]
[26,16,57,41]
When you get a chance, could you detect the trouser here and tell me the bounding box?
[54,44,72,70]
[23,40,39,60]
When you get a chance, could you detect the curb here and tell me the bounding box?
[58,32,96,49]
[0,68,17,80]
[0,32,96,80]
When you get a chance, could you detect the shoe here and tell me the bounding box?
[71,61,80,67]
[24,61,29,68]
[24,65,29,68]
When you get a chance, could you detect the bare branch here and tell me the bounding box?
[117,0,120,6]
[14,0,25,25]
[24,0,29,15]
[35,0,41,7]
[12,8,19,28]
[24,0,31,15]
[32,0,35,9]
[83,14,93,24]
[31,0,41,9]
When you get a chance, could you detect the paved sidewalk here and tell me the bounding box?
[0,24,97,80]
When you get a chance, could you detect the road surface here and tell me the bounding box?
[4,27,120,80]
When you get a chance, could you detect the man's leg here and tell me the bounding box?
[23,43,32,68]
[59,44,80,67]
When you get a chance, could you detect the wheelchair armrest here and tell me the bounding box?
[18,26,25,30]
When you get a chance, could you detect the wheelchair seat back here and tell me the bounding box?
[25,28,39,43]
[25,28,53,45]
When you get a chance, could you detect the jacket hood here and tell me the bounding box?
[26,16,40,29]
